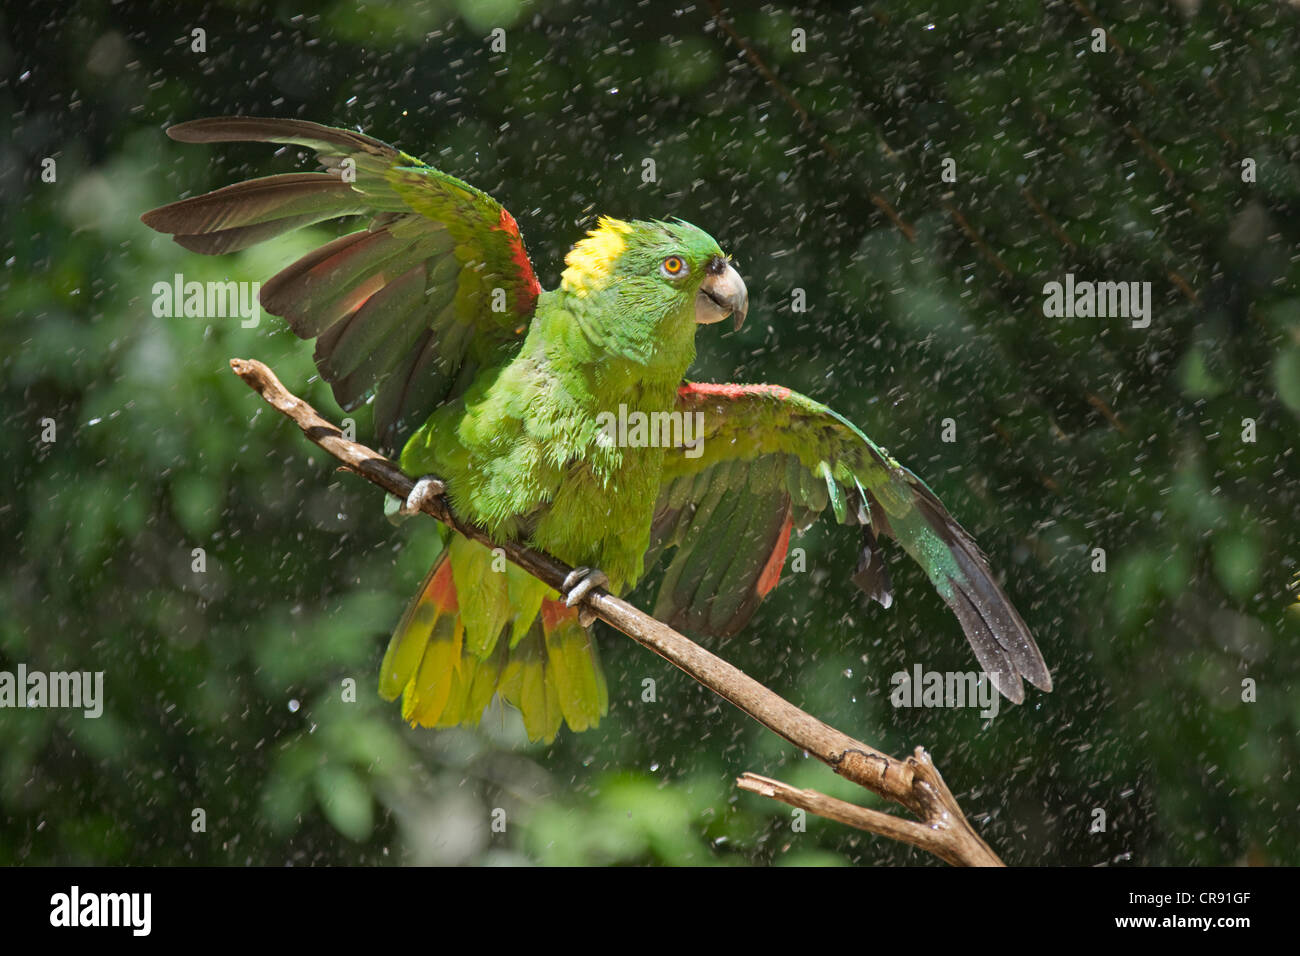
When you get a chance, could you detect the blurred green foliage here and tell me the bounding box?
[1,0,1297,865]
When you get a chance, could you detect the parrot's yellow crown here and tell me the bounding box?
[561,216,633,297]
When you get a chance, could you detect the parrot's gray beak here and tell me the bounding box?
[696,260,748,331]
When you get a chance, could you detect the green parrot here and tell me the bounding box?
[142,117,1051,742]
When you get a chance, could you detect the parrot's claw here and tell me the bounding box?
[562,566,609,626]
[400,475,445,516]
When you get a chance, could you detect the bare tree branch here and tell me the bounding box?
[739,770,954,853]
[230,357,1006,867]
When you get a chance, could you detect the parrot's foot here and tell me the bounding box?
[562,566,609,627]
[399,475,445,516]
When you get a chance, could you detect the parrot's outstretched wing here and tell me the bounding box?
[141,117,542,452]
[648,383,1052,704]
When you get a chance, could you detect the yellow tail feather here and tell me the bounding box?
[379,542,610,742]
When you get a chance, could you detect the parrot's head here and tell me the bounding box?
[560,216,749,333]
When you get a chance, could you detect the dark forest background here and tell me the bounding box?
[2,0,1297,865]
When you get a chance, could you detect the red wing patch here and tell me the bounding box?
[756,505,794,597]
[677,382,792,403]
[492,207,542,315]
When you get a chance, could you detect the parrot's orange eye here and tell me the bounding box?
[660,255,688,278]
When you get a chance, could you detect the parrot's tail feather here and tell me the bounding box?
[499,603,609,740]
[378,543,609,742]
